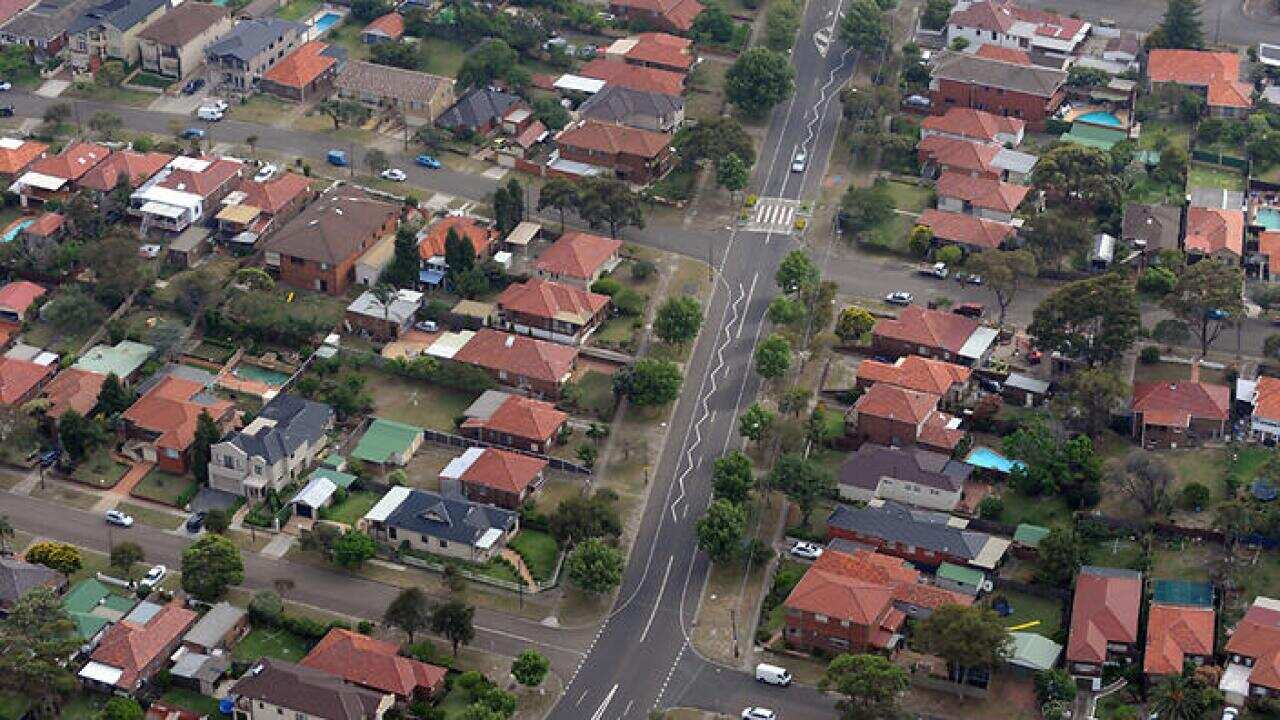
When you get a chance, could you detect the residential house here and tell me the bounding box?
[1121,202,1182,257]
[334,60,455,125]
[0,357,55,406]
[1147,49,1252,117]
[120,376,236,474]
[945,0,1090,60]
[578,57,685,97]
[920,107,1025,146]
[168,648,228,697]
[452,328,579,399]
[75,149,173,198]
[436,87,525,136]
[440,446,548,510]
[289,467,356,519]
[1144,602,1214,680]
[496,277,610,345]
[78,600,198,693]
[1246,376,1280,444]
[136,1,230,79]
[0,556,63,611]
[181,602,247,654]
[534,231,622,288]
[0,280,45,323]
[9,141,110,207]
[207,393,334,499]
[263,188,399,295]
[1184,207,1244,261]
[1130,364,1230,448]
[606,0,703,34]
[72,340,153,383]
[229,659,394,720]
[935,171,1030,223]
[783,548,972,654]
[460,390,567,453]
[846,383,966,453]
[854,354,972,406]
[359,11,402,43]
[301,629,446,701]
[837,443,973,512]
[354,233,396,287]
[914,208,1016,252]
[1103,32,1141,70]
[1066,566,1142,690]
[204,17,305,93]
[344,287,422,341]
[0,138,49,184]
[555,120,674,185]
[825,501,1011,569]
[871,304,998,365]
[66,0,170,72]
[40,367,107,420]
[360,486,518,562]
[1256,231,1280,282]
[929,52,1068,131]
[63,578,136,643]
[215,171,315,241]
[0,0,97,59]
[578,84,685,132]
[350,418,422,466]
[130,155,245,235]
[916,136,1037,182]
[18,212,66,258]
[1221,596,1280,705]
[415,215,496,288]
[604,32,696,73]
[260,39,345,101]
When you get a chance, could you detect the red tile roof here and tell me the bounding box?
[916,209,1016,250]
[1185,207,1244,256]
[856,355,972,396]
[460,447,548,494]
[235,172,313,214]
[1148,49,1252,109]
[453,329,579,385]
[855,383,941,424]
[417,216,496,260]
[1226,599,1280,689]
[579,58,686,96]
[621,32,695,71]
[460,394,567,444]
[1144,603,1215,676]
[0,357,52,406]
[90,601,198,690]
[1132,374,1230,427]
[948,0,1087,40]
[157,157,243,198]
[0,0,35,26]
[77,150,173,192]
[917,135,1001,175]
[872,304,980,354]
[1260,231,1280,278]
[361,11,403,39]
[610,0,704,31]
[122,376,234,452]
[41,368,106,419]
[1066,567,1143,664]
[921,108,1024,143]
[497,277,609,325]
[28,141,110,182]
[1253,376,1280,425]
[936,172,1030,214]
[262,40,337,89]
[301,628,446,698]
[918,411,966,451]
[23,212,63,238]
[535,231,622,280]
[0,138,48,176]
[974,44,1032,65]
[784,549,970,630]
[556,120,672,159]
[0,280,46,314]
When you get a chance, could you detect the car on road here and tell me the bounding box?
[742,709,776,720]
[755,663,792,686]
[140,564,167,589]
[185,511,207,533]
[415,154,442,169]
[36,449,60,468]
[105,509,134,528]
[254,163,278,182]
[953,302,984,318]
[327,149,348,166]
[0,82,11,92]
[0,106,13,117]
[789,541,822,560]
[885,291,913,305]
[202,98,228,113]
[414,320,439,332]
[918,262,948,279]
[791,149,806,172]
[380,168,407,182]
[196,106,223,121]
[180,127,206,140]
[182,78,205,95]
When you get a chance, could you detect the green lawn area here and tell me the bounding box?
[0,692,29,720]
[573,370,617,420]
[1235,551,1280,613]
[276,0,320,20]
[117,501,182,530]
[992,488,1073,528]
[1088,537,1145,572]
[367,369,479,432]
[884,180,931,213]
[130,71,173,89]
[987,590,1063,637]
[686,59,728,121]
[232,626,314,663]
[130,468,198,507]
[71,448,127,489]
[160,689,221,717]
[509,530,558,583]
[1150,541,1216,583]
[1141,119,1191,151]
[319,489,381,526]
[1227,447,1272,494]
[415,37,470,78]
[864,214,915,255]
[61,693,111,720]
[23,316,99,355]
[1133,361,1228,387]
[592,315,639,352]
[227,94,296,128]
[1187,162,1245,191]
[63,83,155,108]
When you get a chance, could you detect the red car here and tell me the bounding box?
[1026,349,1043,364]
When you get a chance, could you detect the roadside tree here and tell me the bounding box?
[1162,258,1244,357]
[573,177,645,238]
[430,600,476,657]
[915,605,1011,692]
[110,542,144,582]
[1028,273,1139,366]
[654,296,703,345]
[696,499,747,563]
[820,653,910,720]
[754,333,792,379]
[725,48,795,117]
[181,534,244,601]
[565,538,624,593]
[775,250,819,294]
[613,359,682,406]
[713,451,755,504]
[384,587,431,643]
[770,453,834,527]
[966,250,1037,326]
[511,650,550,688]
[537,177,577,233]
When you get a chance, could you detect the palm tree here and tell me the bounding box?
[1149,672,1213,720]
[369,283,397,337]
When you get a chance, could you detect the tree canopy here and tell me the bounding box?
[820,653,910,720]
[654,295,703,345]
[725,48,795,117]
[696,499,747,563]
[1162,258,1244,357]
[181,534,244,601]
[1028,273,1139,366]
[613,359,682,406]
[565,538,624,593]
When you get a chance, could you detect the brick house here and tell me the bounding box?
[137,1,232,80]
[928,52,1067,131]
[578,58,686,96]
[604,32,696,73]
[416,216,497,287]
[460,390,568,453]
[260,40,345,102]
[359,11,402,44]
[452,329,579,399]
[837,443,973,512]
[121,376,236,474]
[215,171,316,241]
[1147,49,1252,118]
[1130,365,1230,449]
[871,304,996,365]
[334,60,455,125]
[230,659,393,720]
[264,189,399,295]
[578,85,685,133]
[846,383,966,453]
[854,354,972,407]
[435,88,525,136]
[1222,597,1280,705]
[0,280,46,324]
[130,155,245,235]
[915,208,1016,252]
[0,138,49,185]
[40,368,107,420]
[935,171,1030,223]
[1184,207,1244,261]
[0,357,55,406]
[554,120,674,186]
[496,277,610,345]
[75,149,173,198]
[920,107,1025,146]
[534,231,623,288]
[606,0,703,34]
[204,18,306,93]
[78,600,198,693]
[1066,566,1142,690]
[917,136,1037,183]
[1144,602,1214,680]
[825,501,1010,570]
[10,141,110,207]
[439,446,548,509]
[301,628,445,701]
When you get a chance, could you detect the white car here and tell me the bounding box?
[140,564,167,589]
[1223,708,1240,720]
[202,98,228,112]
[789,541,823,560]
[105,509,134,528]
[791,149,806,173]
[254,163,278,182]
[0,82,11,91]
[885,291,913,306]
[742,709,776,720]
[380,168,407,182]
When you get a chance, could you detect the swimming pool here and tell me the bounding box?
[312,11,343,32]
[1258,207,1280,231]
[0,219,33,244]
[964,446,1026,474]
[1076,111,1123,127]
[233,363,291,387]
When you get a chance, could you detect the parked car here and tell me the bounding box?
[202,98,228,112]
[1223,707,1240,720]
[966,273,983,285]
[181,78,205,95]
[791,148,806,173]
[789,541,822,560]
[380,168,407,182]
[755,663,792,687]
[414,320,439,332]
[577,43,598,58]
[105,509,134,528]
[0,82,11,92]
[918,262,948,279]
[979,377,1003,393]
[180,127,206,140]
[953,302,984,318]
[904,94,932,109]
[742,709,776,720]
[885,291,913,305]
[140,564,167,589]
[0,106,13,117]
[415,154,442,169]
[1026,349,1043,365]
[196,106,223,121]
[327,149,349,166]
[185,511,207,533]
[254,163,278,182]
[36,448,59,468]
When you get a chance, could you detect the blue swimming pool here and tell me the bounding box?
[312,11,343,32]
[1258,207,1280,231]
[0,219,33,244]
[964,446,1026,474]
[1077,111,1123,127]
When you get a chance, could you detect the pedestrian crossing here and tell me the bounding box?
[744,197,800,234]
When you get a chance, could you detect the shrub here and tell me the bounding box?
[1139,346,1161,364]
[1179,482,1211,511]
[977,496,1005,520]
[591,277,622,296]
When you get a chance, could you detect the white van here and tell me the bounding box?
[196,106,223,121]
[754,663,791,687]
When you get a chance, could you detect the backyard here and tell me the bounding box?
[862,180,931,254]
[130,468,198,507]
[508,530,558,583]
[1187,162,1245,191]
[987,589,1063,638]
[159,689,221,717]
[232,626,314,663]
[367,370,478,432]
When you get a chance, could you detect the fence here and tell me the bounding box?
[421,427,592,475]
[966,516,1018,538]
[1076,511,1229,546]
[1191,149,1248,171]
[992,576,1071,601]
[397,547,564,594]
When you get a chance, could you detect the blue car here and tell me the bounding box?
[327,149,349,166]
[415,154,441,169]
[180,127,205,139]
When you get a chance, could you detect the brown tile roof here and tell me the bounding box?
[23,212,63,238]
[918,135,1000,174]
[90,601,198,689]
[1226,599,1280,689]
[1261,231,1280,278]
[262,40,336,89]
[1131,377,1230,426]
[855,383,942,425]
[41,367,106,419]
[300,628,445,698]
[334,60,452,105]
[622,32,694,70]
[1121,202,1181,252]
[360,11,403,39]
[231,659,389,720]
[929,52,1067,97]
[556,120,672,159]
[916,209,1015,250]
[0,138,48,175]
[579,58,686,96]
[974,43,1032,65]
[1066,566,1143,664]
[610,0,704,31]
[0,281,45,315]
[459,447,548,494]
[0,357,52,406]
[921,108,1024,143]
[77,150,173,192]
[918,411,966,451]
[417,216,496,259]
[948,0,1086,39]
[265,190,398,264]
[936,172,1030,213]
[872,304,979,354]
[856,355,971,396]
[497,277,609,325]
[28,141,110,181]
[122,376,234,452]
[1148,49,1252,109]
[453,329,578,385]
[234,171,313,214]
[157,156,243,197]
[460,394,567,444]
[1185,207,1244,256]
[784,549,970,628]
[1144,603,1215,676]
[534,231,622,280]
[137,1,227,45]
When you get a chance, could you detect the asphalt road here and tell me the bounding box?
[1014,0,1280,45]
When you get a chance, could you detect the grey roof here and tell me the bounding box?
[1260,42,1280,66]
[1105,32,1140,57]
[205,17,302,62]
[346,289,421,325]
[0,556,61,605]
[383,489,517,547]
[1189,186,1245,211]
[838,443,971,493]
[69,0,167,35]
[437,88,523,131]
[1005,372,1050,394]
[992,147,1037,175]
[334,60,452,106]
[170,650,228,682]
[1122,202,1181,250]
[231,659,387,720]
[222,393,333,465]
[463,389,513,422]
[182,601,245,649]
[1,0,96,41]
[578,84,683,127]
[826,501,992,560]
[930,52,1067,97]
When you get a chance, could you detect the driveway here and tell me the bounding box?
[148,92,207,115]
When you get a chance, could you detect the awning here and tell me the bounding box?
[139,201,185,219]
[969,537,1011,570]
[958,327,999,361]
[419,269,445,286]
[12,171,67,191]
[553,74,605,93]
[290,476,338,509]
[78,661,124,686]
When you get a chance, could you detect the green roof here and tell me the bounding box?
[1152,579,1214,607]
[63,578,111,614]
[70,611,110,641]
[309,467,357,489]
[1061,122,1128,151]
[1014,523,1051,547]
[937,562,985,587]
[63,579,135,640]
[321,453,346,470]
[351,418,422,464]
[72,340,154,378]
[1008,632,1062,671]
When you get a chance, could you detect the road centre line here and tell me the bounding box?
[640,555,675,644]
[589,684,620,720]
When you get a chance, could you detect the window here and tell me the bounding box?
[223,456,235,469]
[388,528,397,539]
[439,539,448,548]
[165,448,180,459]
[814,613,828,623]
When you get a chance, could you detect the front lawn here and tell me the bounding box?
[72,448,127,489]
[232,626,314,663]
[572,370,617,420]
[509,530,558,583]
[130,71,173,89]
[159,689,221,717]
[1133,360,1228,386]
[60,694,110,720]
[366,370,479,432]
[116,501,182,530]
[130,468,198,507]
[319,490,381,526]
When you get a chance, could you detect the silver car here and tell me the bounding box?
[791,149,806,172]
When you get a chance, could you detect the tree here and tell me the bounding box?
[613,359,682,406]
[94,372,132,417]
[654,296,702,345]
[457,39,527,90]
[86,228,150,306]
[191,411,221,485]
[713,451,755,504]
[1110,450,1174,516]
[921,0,951,28]
[1153,318,1192,348]
[690,5,735,44]
[674,116,755,170]
[768,295,805,325]
[1162,258,1244,357]
[57,410,104,461]
[966,250,1037,326]
[1149,671,1221,720]
[549,493,621,547]
[1268,334,1280,362]
[1035,527,1090,586]
[42,103,71,126]
[715,152,750,194]
[820,653,910,720]
[1031,144,1123,213]
[1139,266,1178,296]
[565,538,623,593]
[101,697,143,720]
[493,177,525,236]
[365,148,390,173]
[776,250,820,294]
[531,96,570,131]
[738,403,775,448]
[573,177,644,238]
[754,333,792,379]
[725,48,795,117]
[332,530,377,568]
[181,534,244,601]
[1154,0,1204,49]
[384,587,431,643]
[316,99,369,130]
[382,226,421,289]
[576,444,598,468]
[0,587,81,718]
[696,499,747,563]
[1056,367,1127,437]
[430,600,476,657]
[770,454,834,527]
[537,177,577,233]
[25,542,81,576]
[1180,482,1212,511]
[511,650,550,688]
[204,508,229,534]
[840,179,894,233]
[444,228,477,277]
[351,0,392,21]
[88,111,122,140]
[834,306,874,344]
[109,542,144,581]
[95,60,125,88]
[915,605,1011,692]
[1028,274,1139,366]
[908,225,934,257]
[840,0,888,49]
[245,134,259,159]
[765,0,801,51]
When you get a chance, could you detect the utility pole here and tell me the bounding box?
[730,608,739,658]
